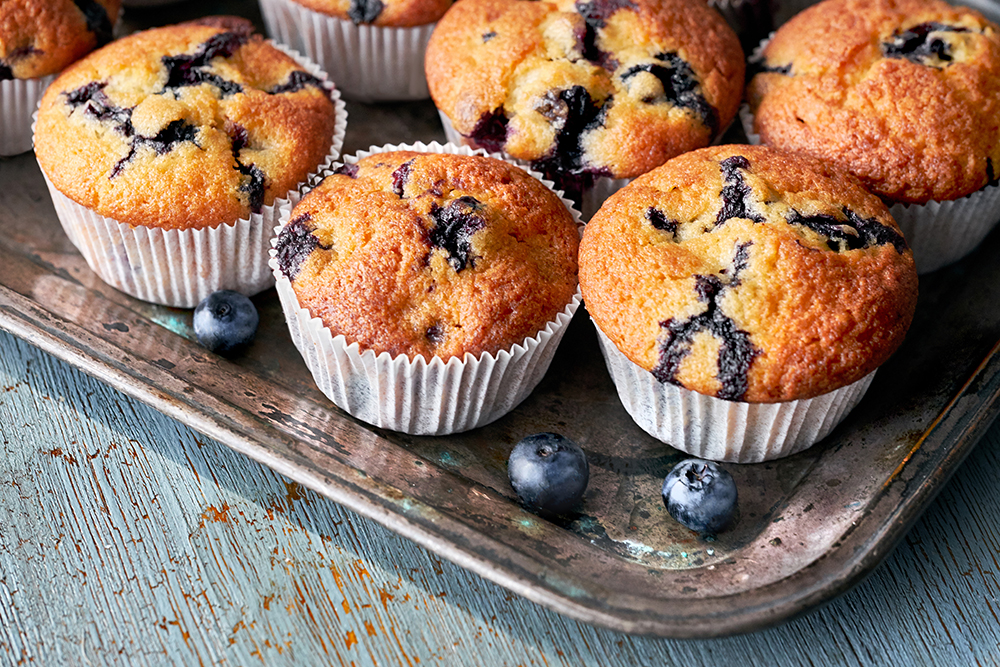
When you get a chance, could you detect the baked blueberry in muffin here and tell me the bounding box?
[425,0,744,202]
[34,17,339,231]
[580,145,917,403]
[276,150,580,361]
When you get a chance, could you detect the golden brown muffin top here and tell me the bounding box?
[34,17,339,231]
[579,145,918,403]
[747,0,1000,204]
[291,0,452,26]
[275,151,580,361]
[425,0,744,198]
[0,0,120,80]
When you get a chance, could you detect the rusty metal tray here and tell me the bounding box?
[3,0,1000,638]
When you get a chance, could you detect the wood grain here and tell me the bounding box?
[3,329,1000,666]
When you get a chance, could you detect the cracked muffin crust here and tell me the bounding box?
[424,0,744,200]
[579,145,918,403]
[289,0,452,26]
[34,17,339,230]
[0,0,120,80]
[747,0,1000,204]
[276,150,580,361]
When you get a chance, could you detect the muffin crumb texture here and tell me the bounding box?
[278,151,580,361]
[748,0,1000,203]
[579,145,918,403]
[34,18,338,230]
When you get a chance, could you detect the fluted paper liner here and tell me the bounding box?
[593,324,875,463]
[259,0,435,101]
[269,141,583,434]
[35,46,347,308]
[2,76,55,155]
[743,33,1000,274]
[436,110,631,220]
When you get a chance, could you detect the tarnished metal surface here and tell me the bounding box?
[2,0,1000,637]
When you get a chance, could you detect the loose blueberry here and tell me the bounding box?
[193,290,259,357]
[662,459,737,534]
[508,433,589,516]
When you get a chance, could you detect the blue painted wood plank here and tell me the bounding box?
[2,328,999,666]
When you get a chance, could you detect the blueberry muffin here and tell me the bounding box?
[1,0,120,80]
[35,17,340,230]
[424,0,745,203]
[747,0,1000,205]
[276,150,580,360]
[289,0,452,26]
[0,0,121,155]
[33,17,345,307]
[579,145,918,460]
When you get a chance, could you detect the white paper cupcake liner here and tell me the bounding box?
[888,188,1000,273]
[35,46,348,308]
[1,76,56,156]
[269,141,584,434]
[593,324,875,463]
[437,109,631,220]
[259,0,435,101]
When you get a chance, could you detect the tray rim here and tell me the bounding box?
[3,272,999,638]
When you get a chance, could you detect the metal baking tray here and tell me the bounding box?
[3,0,1000,638]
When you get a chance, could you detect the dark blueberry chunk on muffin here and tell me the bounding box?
[269,70,327,95]
[276,213,326,279]
[392,158,416,197]
[786,208,907,253]
[653,242,758,401]
[429,195,487,271]
[348,0,385,24]
[469,108,509,154]
[647,207,678,238]
[334,163,359,178]
[161,29,250,97]
[716,155,764,226]
[882,22,970,67]
[620,52,718,134]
